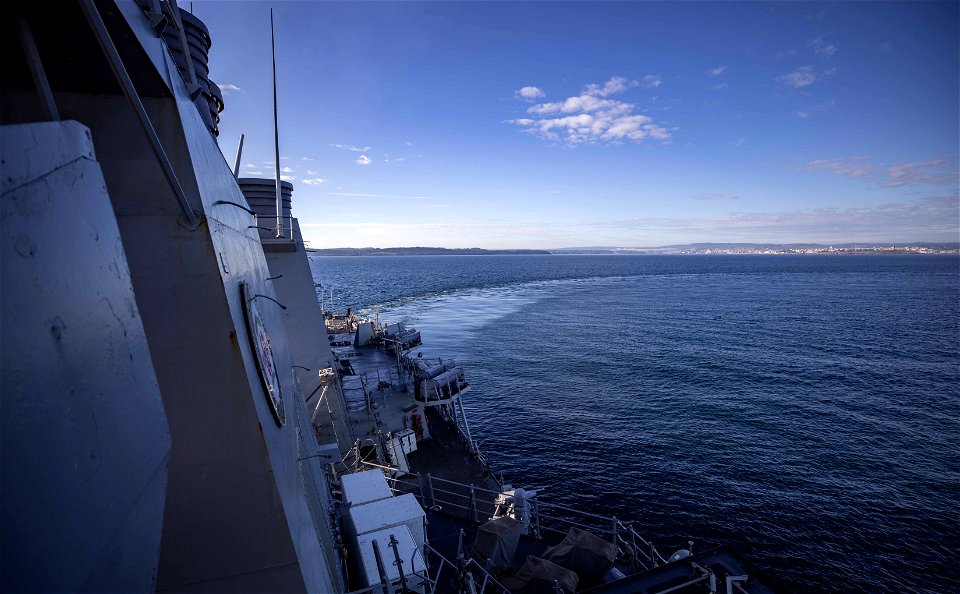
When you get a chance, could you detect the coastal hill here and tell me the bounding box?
[306,243,959,256]
[306,247,550,256]
[550,242,960,254]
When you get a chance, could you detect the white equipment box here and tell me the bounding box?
[347,493,426,551]
[341,470,393,507]
[356,525,427,594]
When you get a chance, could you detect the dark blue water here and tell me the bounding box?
[309,255,960,592]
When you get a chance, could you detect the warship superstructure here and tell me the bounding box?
[1,2,775,593]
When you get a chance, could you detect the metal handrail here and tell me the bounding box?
[252,215,296,242]
[422,542,511,594]
[355,464,668,573]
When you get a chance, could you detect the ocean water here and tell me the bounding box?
[309,255,960,592]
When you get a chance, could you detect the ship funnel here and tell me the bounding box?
[139,1,224,135]
[238,178,294,242]
[238,178,293,218]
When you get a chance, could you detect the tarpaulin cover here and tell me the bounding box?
[501,556,579,594]
[469,516,523,571]
[542,527,617,587]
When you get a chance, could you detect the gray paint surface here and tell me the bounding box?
[1,121,171,593]
[116,3,337,591]
[2,3,343,592]
[264,219,352,451]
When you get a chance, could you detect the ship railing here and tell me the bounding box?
[253,215,297,244]
[358,464,667,573]
[421,540,511,594]
[343,537,507,594]
[430,398,483,464]
[419,372,471,404]
[530,500,664,570]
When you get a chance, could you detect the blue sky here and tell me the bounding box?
[195,1,959,249]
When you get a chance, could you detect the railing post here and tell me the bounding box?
[650,542,659,568]
[630,526,639,571]
[612,516,618,551]
[426,473,436,508]
[469,485,478,523]
[416,472,426,506]
[533,501,542,538]
[464,572,478,594]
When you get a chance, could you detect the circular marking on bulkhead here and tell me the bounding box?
[241,281,285,426]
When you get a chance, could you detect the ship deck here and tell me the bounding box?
[329,334,499,503]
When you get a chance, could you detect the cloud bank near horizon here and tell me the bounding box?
[300,192,959,249]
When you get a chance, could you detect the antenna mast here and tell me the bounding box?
[232,133,244,178]
[270,8,284,238]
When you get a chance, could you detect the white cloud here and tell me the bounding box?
[600,194,960,243]
[777,66,816,88]
[809,36,839,57]
[712,83,729,91]
[794,99,836,119]
[331,144,371,152]
[405,141,413,147]
[246,170,264,175]
[707,66,728,77]
[280,166,294,173]
[327,192,433,199]
[302,178,326,186]
[508,76,673,146]
[528,95,631,116]
[803,156,875,178]
[640,75,661,89]
[280,175,296,181]
[584,76,639,96]
[307,170,318,175]
[803,155,958,188]
[885,158,959,188]
[693,192,738,201]
[298,194,960,247]
[515,86,545,101]
[355,155,372,165]
[244,163,257,168]
[217,83,242,94]
[301,157,314,161]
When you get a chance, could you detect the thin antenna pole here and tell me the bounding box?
[233,133,244,178]
[270,8,284,238]
[15,15,60,122]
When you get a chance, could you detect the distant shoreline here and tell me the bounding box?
[306,244,959,256]
[305,247,550,256]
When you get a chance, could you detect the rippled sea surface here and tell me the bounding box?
[309,255,960,592]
